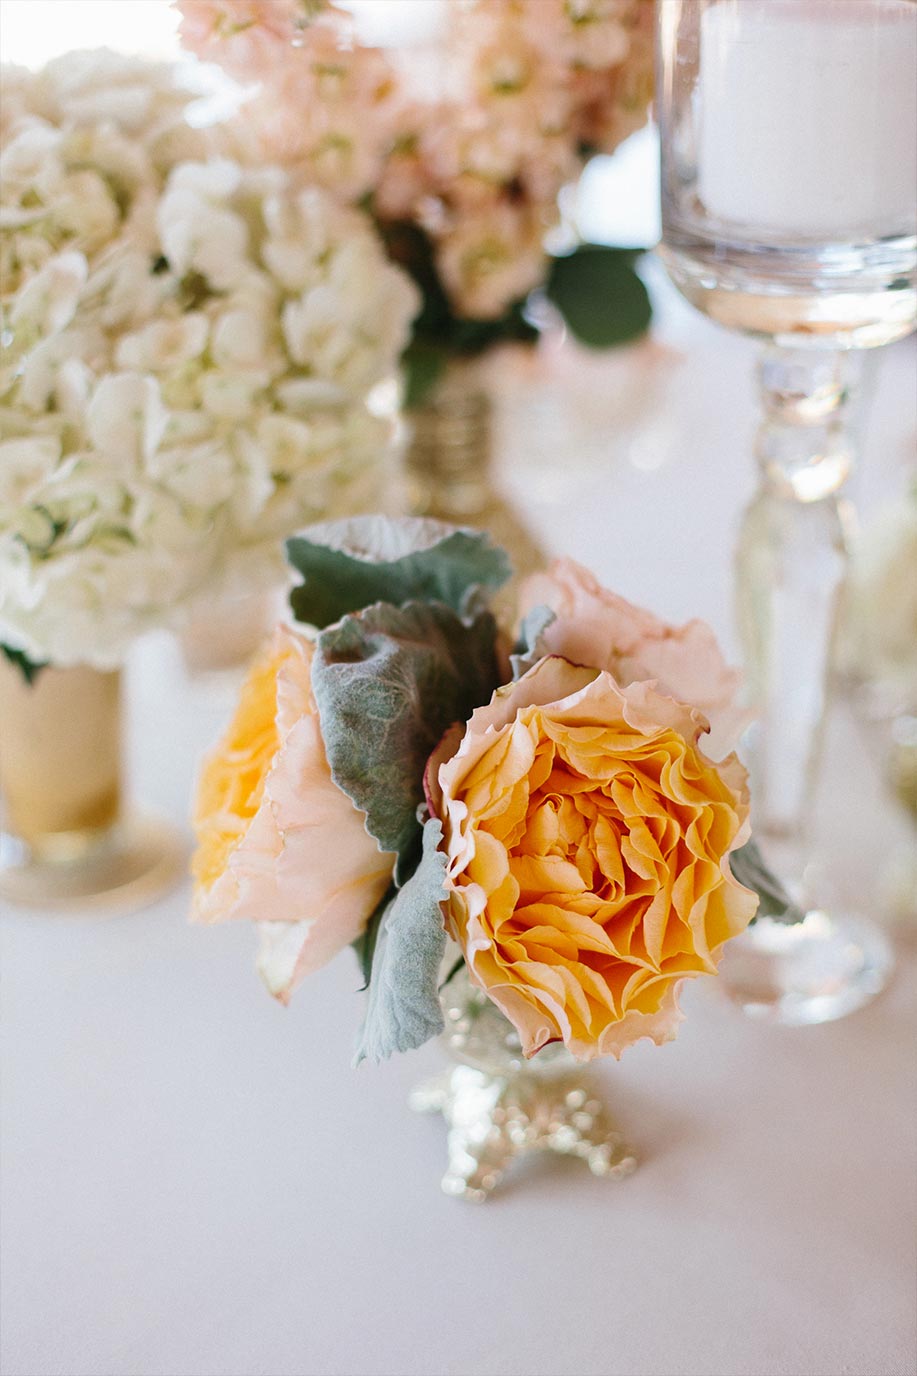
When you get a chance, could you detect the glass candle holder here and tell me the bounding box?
[656,0,916,1023]
[658,0,916,347]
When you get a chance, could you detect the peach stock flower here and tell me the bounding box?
[177,1,318,76]
[173,0,653,321]
[427,656,757,1061]
[192,623,394,1003]
[250,33,402,202]
[434,199,549,321]
[520,558,752,760]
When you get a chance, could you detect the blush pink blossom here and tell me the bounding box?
[520,558,752,760]
[434,198,549,320]
[174,0,655,319]
[177,0,308,77]
[192,624,395,1003]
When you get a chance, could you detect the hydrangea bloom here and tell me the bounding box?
[0,52,419,667]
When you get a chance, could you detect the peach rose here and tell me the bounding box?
[520,558,751,760]
[191,623,395,1003]
[427,656,757,1060]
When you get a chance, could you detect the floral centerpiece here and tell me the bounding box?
[0,50,419,671]
[192,515,799,1197]
[175,0,655,402]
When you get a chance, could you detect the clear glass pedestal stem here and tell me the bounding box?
[721,346,893,1023]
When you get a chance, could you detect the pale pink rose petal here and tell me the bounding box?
[192,624,395,1003]
[520,557,752,759]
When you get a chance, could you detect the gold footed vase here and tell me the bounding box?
[411,967,637,1201]
[0,657,184,912]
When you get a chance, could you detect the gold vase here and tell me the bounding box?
[0,657,183,911]
[404,360,494,522]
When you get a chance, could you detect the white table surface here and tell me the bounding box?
[2,274,915,1376]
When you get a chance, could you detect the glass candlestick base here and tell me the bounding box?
[717,911,893,1026]
[410,969,636,1201]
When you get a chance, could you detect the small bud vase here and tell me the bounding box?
[404,359,494,522]
[410,965,637,1201]
[0,657,183,911]
[402,357,547,619]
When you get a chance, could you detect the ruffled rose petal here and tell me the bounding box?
[431,655,757,1061]
[192,624,395,1002]
[520,558,752,759]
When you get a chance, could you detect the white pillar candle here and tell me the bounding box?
[698,0,917,240]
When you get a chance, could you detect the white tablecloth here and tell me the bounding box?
[2,277,915,1376]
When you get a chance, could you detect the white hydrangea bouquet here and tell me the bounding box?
[0,51,419,671]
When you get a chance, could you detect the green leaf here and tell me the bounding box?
[731,838,805,925]
[575,241,645,267]
[354,817,448,1065]
[311,600,501,874]
[1,643,47,685]
[402,340,446,409]
[546,244,652,350]
[438,953,465,993]
[352,882,396,991]
[510,604,555,680]
[287,515,511,630]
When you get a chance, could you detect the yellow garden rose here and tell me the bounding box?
[427,656,757,1060]
[192,623,395,1003]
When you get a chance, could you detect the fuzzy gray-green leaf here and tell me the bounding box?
[286,515,510,629]
[312,600,500,873]
[354,817,448,1064]
[510,604,555,680]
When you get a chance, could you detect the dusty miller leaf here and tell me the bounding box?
[731,838,805,925]
[312,601,500,875]
[354,817,448,1065]
[286,516,510,629]
[510,604,555,680]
